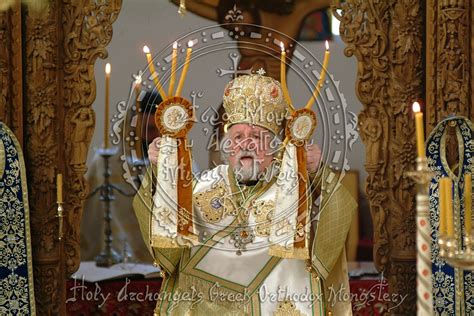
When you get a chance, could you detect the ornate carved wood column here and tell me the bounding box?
[1,1,121,314]
[333,1,424,314]
[426,0,472,130]
[0,2,23,145]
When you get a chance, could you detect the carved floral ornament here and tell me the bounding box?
[331,0,425,313]
[0,0,123,314]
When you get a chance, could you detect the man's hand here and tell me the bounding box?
[148,137,161,165]
[306,143,321,174]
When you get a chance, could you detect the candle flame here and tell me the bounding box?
[412,101,421,113]
[105,63,111,74]
[173,42,178,49]
[280,41,285,52]
[325,40,329,51]
[187,40,194,48]
[143,45,150,54]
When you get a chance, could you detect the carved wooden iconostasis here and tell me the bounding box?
[0,0,122,314]
[0,0,472,314]
[333,0,473,314]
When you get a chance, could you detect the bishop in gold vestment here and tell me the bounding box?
[133,74,356,315]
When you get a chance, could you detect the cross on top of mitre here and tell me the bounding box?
[256,68,266,76]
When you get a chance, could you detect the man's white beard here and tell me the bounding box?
[232,150,260,184]
[234,164,259,183]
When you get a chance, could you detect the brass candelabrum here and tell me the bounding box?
[89,147,135,267]
[438,234,474,270]
[437,168,473,270]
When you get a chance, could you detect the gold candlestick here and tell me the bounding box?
[438,174,474,270]
[438,233,474,270]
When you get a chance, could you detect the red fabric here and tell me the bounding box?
[349,279,389,316]
[66,278,388,315]
[66,278,162,316]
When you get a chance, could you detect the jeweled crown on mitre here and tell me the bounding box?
[222,72,289,135]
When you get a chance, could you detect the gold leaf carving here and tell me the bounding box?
[61,0,122,277]
[426,0,471,132]
[332,0,423,313]
[19,0,122,314]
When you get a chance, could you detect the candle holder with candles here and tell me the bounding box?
[438,228,474,270]
[408,101,435,315]
[142,41,198,248]
[437,175,474,270]
[425,116,473,314]
[89,146,135,267]
[437,234,474,268]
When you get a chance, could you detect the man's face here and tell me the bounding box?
[224,124,275,183]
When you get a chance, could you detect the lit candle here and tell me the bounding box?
[176,40,193,97]
[305,40,330,109]
[465,174,472,234]
[280,41,293,111]
[439,178,447,235]
[57,173,63,203]
[134,75,142,99]
[169,42,178,96]
[143,45,167,98]
[104,63,111,149]
[445,178,454,237]
[412,101,425,158]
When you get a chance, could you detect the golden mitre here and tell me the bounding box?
[222,73,289,135]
